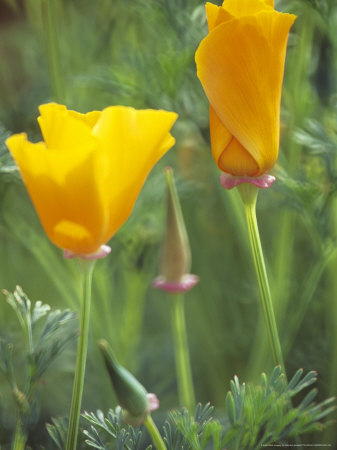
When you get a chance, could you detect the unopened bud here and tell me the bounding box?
[98,339,158,426]
[152,167,199,293]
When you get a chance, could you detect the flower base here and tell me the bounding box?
[152,274,199,293]
[220,173,276,190]
[63,245,111,260]
[122,393,160,427]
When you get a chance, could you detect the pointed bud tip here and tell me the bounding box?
[98,339,151,424]
[157,168,196,284]
[98,339,118,367]
[164,166,173,174]
[98,339,109,353]
[164,166,174,186]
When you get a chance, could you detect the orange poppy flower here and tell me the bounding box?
[6,103,177,256]
[195,0,296,177]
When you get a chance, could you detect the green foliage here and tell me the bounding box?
[0,125,14,173]
[82,408,151,450]
[164,403,219,450]
[47,408,152,450]
[3,286,77,385]
[46,416,69,450]
[81,367,335,450]
[1,0,337,446]
[167,367,336,449]
[294,117,337,158]
[0,286,77,446]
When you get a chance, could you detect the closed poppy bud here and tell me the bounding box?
[6,103,178,258]
[195,0,296,177]
[152,167,199,293]
[161,167,190,281]
[98,340,158,426]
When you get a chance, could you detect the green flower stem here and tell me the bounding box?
[248,244,334,378]
[23,312,34,397]
[66,259,95,450]
[238,184,285,373]
[12,418,26,450]
[144,414,167,450]
[170,293,195,412]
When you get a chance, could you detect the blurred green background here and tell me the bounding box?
[1,0,337,447]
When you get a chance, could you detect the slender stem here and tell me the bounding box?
[144,415,167,450]
[12,418,26,450]
[238,184,285,373]
[66,260,95,450]
[170,293,195,412]
[248,245,334,379]
[24,316,34,396]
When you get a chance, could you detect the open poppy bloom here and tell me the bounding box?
[195,0,296,178]
[6,103,177,257]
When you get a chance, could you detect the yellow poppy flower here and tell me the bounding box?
[6,103,178,256]
[195,0,296,177]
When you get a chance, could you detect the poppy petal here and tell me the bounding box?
[210,106,259,176]
[38,103,97,151]
[206,3,232,31]
[6,104,178,256]
[92,106,178,242]
[68,109,102,129]
[6,133,108,254]
[196,10,295,174]
[93,106,177,186]
[221,0,273,17]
